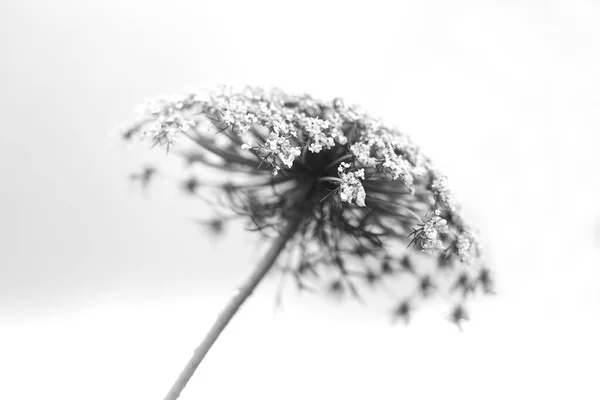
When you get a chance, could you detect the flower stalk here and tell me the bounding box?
[164,216,303,400]
[117,85,495,397]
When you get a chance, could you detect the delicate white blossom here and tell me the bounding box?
[338,162,366,207]
[264,131,301,172]
[350,142,378,167]
[119,85,491,326]
[301,116,335,153]
[431,175,457,211]
[419,210,449,251]
[456,230,480,264]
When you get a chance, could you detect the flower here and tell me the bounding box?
[117,85,492,325]
[415,209,450,251]
[337,162,366,207]
[455,230,480,265]
[431,175,457,211]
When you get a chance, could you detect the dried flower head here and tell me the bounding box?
[119,85,493,326]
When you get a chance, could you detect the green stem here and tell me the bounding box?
[163,217,303,400]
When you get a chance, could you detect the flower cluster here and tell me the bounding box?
[431,175,457,211]
[412,210,449,251]
[118,85,493,326]
[337,162,366,207]
[135,94,198,149]
[456,230,480,264]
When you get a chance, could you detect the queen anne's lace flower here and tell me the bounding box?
[337,162,366,207]
[407,209,450,253]
[455,230,481,265]
[134,96,196,148]
[419,210,449,251]
[118,85,492,325]
[431,175,457,211]
[264,131,301,172]
[349,142,377,167]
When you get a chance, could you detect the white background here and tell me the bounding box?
[1,1,599,399]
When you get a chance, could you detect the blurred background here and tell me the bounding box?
[1,0,599,399]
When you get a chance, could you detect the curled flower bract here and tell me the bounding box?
[119,86,493,324]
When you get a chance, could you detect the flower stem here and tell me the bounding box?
[163,217,303,400]
[324,154,353,171]
[317,177,343,183]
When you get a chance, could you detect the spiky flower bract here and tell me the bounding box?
[120,85,493,325]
